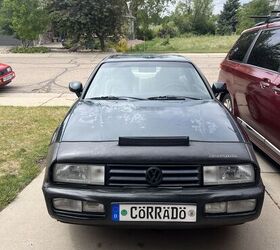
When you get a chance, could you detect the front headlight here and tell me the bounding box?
[53,164,105,185]
[203,164,255,185]
[6,67,12,72]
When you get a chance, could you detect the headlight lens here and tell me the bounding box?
[203,164,255,185]
[7,67,12,72]
[53,164,105,185]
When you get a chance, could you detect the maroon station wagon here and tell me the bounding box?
[217,16,280,165]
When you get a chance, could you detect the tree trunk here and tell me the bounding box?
[22,40,32,48]
[69,34,81,52]
[98,36,106,51]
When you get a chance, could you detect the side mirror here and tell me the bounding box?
[212,82,227,97]
[69,81,83,97]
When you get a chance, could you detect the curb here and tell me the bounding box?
[0,93,76,107]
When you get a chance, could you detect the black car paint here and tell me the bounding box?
[43,182,264,228]
[61,100,242,142]
[43,55,265,227]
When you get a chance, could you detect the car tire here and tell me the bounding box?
[247,96,262,121]
[222,93,233,112]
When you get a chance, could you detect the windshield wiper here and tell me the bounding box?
[147,95,202,100]
[88,95,202,101]
[88,96,145,100]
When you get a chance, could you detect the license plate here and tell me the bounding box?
[112,204,197,223]
[3,74,13,82]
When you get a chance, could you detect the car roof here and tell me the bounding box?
[0,63,9,69]
[104,54,191,63]
[243,20,280,34]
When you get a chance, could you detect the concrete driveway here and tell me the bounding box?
[0,52,279,249]
[0,148,279,250]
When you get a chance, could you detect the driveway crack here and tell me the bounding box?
[39,93,64,106]
[265,190,280,210]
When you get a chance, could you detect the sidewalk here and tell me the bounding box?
[0,93,76,107]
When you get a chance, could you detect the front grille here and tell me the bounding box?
[106,164,201,187]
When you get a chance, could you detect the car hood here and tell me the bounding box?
[61,100,242,142]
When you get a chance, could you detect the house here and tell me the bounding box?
[0,35,21,46]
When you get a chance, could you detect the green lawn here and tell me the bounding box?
[133,35,239,53]
[0,107,68,210]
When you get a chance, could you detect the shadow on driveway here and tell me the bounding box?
[68,226,237,250]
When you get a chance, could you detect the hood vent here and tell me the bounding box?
[118,137,190,146]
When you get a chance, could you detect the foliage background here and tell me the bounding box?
[0,0,277,53]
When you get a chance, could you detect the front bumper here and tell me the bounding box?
[43,183,265,228]
[0,72,15,86]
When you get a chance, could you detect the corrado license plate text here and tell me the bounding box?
[112,204,197,223]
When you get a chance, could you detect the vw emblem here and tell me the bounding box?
[146,167,163,186]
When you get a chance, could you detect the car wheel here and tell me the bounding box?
[222,93,233,112]
[247,97,261,121]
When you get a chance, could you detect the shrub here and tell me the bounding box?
[62,38,101,51]
[10,46,50,53]
[158,22,179,38]
[150,25,163,35]
[136,27,156,41]
[61,39,72,49]
[160,37,170,46]
[115,38,128,52]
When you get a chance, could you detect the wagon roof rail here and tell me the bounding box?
[250,11,280,26]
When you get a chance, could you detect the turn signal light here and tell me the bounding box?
[205,199,256,214]
[53,198,105,213]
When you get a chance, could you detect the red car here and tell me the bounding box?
[0,63,15,87]
[216,16,280,165]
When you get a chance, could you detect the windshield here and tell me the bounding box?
[85,62,212,100]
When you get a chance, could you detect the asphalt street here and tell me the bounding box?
[0,52,279,250]
[0,53,225,93]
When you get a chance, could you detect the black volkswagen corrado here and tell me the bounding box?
[43,55,264,227]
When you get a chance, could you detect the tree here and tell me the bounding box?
[130,0,173,39]
[0,0,48,47]
[191,0,215,34]
[237,0,273,33]
[171,1,193,34]
[48,0,127,51]
[170,0,215,35]
[217,0,240,35]
[0,0,49,47]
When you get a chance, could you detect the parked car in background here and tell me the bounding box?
[218,16,280,166]
[0,63,15,87]
[43,55,264,228]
